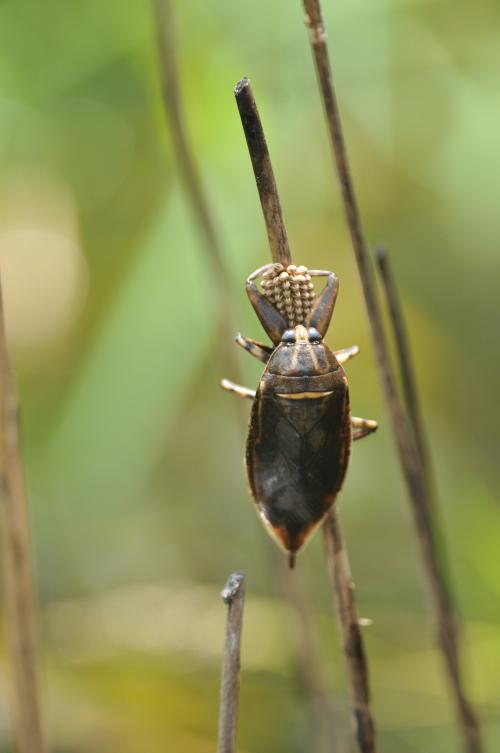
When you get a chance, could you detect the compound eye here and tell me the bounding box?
[281,329,296,344]
[308,327,322,343]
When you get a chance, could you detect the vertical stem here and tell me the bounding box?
[234,78,292,267]
[375,245,455,610]
[151,0,233,350]
[151,0,244,421]
[0,281,46,753]
[277,555,348,753]
[235,75,377,752]
[217,572,246,753]
[301,1,482,751]
[323,511,376,753]
[375,247,429,479]
[151,0,229,287]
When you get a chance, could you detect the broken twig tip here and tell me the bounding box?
[234,77,250,96]
[221,572,245,604]
[234,80,293,267]
[217,571,245,753]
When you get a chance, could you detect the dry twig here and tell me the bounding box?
[375,247,429,479]
[375,245,455,609]
[151,0,228,286]
[217,572,246,753]
[323,513,375,753]
[234,78,292,267]
[301,1,482,750]
[277,554,347,753]
[235,76,376,753]
[151,0,242,393]
[0,280,46,753]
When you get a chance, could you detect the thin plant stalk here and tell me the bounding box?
[217,572,246,753]
[151,0,240,390]
[277,553,348,753]
[235,76,377,753]
[301,1,482,751]
[323,513,375,753]
[234,78,292,267]
[0,281,46,753]
[151,0,229,286]
[375,247,430,479]
[375,246,454,608]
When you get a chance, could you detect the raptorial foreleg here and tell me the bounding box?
[235,333,273,364]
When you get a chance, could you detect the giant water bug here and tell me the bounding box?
[222,262,377,567]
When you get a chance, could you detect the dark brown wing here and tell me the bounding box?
[246,369,351,554]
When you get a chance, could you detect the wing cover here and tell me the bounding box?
[246,369,351,553]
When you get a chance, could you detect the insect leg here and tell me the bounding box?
[246,280,287,345]
[220,378,256,400]
[351,415,378,441]
[306,271,339,337]
[235,333,273,364]
[334,344,360,365]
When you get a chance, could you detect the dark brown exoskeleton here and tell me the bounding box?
[222,263,377,567]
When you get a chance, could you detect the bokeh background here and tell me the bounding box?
[0,0,499,751]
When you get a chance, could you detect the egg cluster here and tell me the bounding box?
[260,263,315,327]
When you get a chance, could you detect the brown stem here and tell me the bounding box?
[302,1,482,751]
[323,512,376,753]
[0,281,46,753]
[234,78,292,267]
[374,247,429,479]
[151,0,229,287]
[375,246,455,608]
[234,74,377,752]
[151,0,244,419]
[277,554,348,753]
[217,572,245,753]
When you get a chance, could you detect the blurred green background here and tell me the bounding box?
[0,0,499,751]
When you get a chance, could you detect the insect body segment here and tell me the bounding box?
[248,326,351,561]
[222,263,377,566]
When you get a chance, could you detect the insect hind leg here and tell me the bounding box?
[334,344,360,365]
[221,379,256,400]
[351,415,378,441]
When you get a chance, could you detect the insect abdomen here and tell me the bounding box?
[246,370,351,554]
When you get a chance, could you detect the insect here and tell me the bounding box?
[222,262,377,567]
